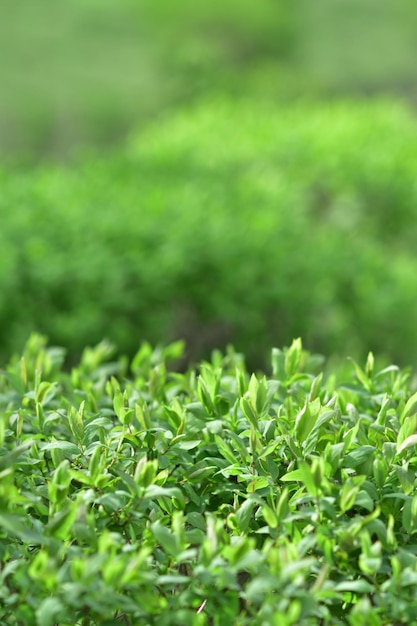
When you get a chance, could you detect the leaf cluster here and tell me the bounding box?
[2,335,417,624]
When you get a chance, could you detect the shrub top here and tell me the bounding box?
[1,335,417,625]
[2,99,417,368]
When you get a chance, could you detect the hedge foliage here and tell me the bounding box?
[2,335,417,624]
[2,100,417,367]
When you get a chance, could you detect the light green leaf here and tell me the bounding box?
[151,522,179,556]
[68,401,85,442]
[240,396,259,428]
[262,504,278,528]
[0,440,34,470]
[36,597,64,626]
[285,338,302,379]
[295,398,320,443]
[280,469,304,483]
[335,579,374,594]
[401,391,417,422]
[215,435,238,465]
[397,433,417,455]
[47,504,78,540]
[41,441,80,456]
[236,499,256,532]
[398,414,417,446]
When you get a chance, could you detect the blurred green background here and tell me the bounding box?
[1,0,417,368]
[2,0,417,160]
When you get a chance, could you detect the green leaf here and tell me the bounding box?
[240,396,259,428]
[258,439,280,461]
[373,456,388,489]
[344,446,375,468]
[365,352,374,378]
[68,401,85,443]
[96,493,126,512]
[0,439,34,470]
[236,498,256,532]
[198,377,216,415]
[295,398,321,443]
[248,374,259,409]
[215,435,238,465]
[397,414,417,447]
[41,441,80,456]
[382,441,397,464]
[187,511,206,531]
[135,402,152,430]
[262,504,278,528]
[135,457,158,487]
[69,469,91,485]
[88,444,104,483]
[47,504,78,540]
[271,348,286,380]
[334,579,374,594]
[401,391,417,422]
[402,496,417,534]
[145,485,185,508]
[228,431,251,462]
[309,372,323,401]
[397,433,417,455]
[0,415,5,447]
[355,490,375,512]
[285,338,302,379]
[280,469,304,483]
[303,409,337,454]
[350,359,372,390]
[340,484,360,513]
[113,391,127,423]
[248,476,269,491]
[35,381,58,406]
[170,437,200,450]
[113,467,140,497]
[359,531,382,569]
[36,597,64,626]
[162,339,185,362]
[276,487,289,522]
[151,522,179,556]
[298,460,322,496]
[0,514,45,544]
[247,374,268,415]
[158,574,189,585]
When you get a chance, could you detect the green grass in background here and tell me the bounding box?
[1,99,417,368]
[1,0,417,160]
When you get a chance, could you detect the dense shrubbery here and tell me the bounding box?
[2,335,417,624]
[2,100,417,367]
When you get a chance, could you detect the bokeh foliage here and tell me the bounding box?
[2,1,417,368]
[1,0,417,158]
[1,100,417,367]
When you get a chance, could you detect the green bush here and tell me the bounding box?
[2,99,417,367]
[2,335,417,624]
